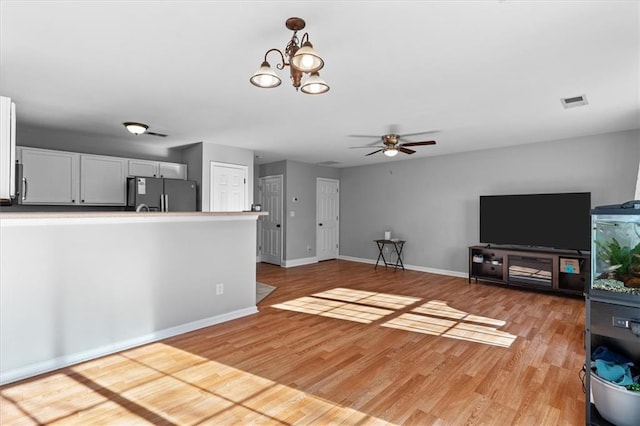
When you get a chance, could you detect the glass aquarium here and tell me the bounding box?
[591,202,640,301]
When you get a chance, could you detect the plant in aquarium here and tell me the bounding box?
[596,238,640,287]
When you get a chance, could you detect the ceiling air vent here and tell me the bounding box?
[561,94,588,109]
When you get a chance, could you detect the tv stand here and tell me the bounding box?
[468,245,590,295]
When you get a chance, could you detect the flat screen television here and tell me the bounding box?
[479,192,591,251]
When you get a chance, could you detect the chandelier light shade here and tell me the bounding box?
[250,17,329,94]
[291,41,324,73]
[249,61,282,88]
[300,72,330,95]
[123,122,148,135]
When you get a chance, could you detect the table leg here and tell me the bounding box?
[375,241,386,269]
[393,243,405,270]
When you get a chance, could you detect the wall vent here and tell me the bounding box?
[561,94,588,109]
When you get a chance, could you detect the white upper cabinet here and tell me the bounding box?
[80,154,127,205]
[128,159,158,178]
[128,160,187,180]
[19,147,80,205]
[158,162,187,179]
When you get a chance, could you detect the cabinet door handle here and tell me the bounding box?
[276,224,281,228]
[22,177,27,201]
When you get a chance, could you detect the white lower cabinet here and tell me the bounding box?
[80,155,127,205]
[19,147,79,204]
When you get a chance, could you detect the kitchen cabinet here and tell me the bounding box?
[18,147,79,205]
[128,159,187,179]
[80,154,126,205]
[0,96,16,203]
[159,162,187,179]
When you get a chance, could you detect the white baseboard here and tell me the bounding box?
[283,256,318,268]
[338,255,467,278]
[0,306,258,386]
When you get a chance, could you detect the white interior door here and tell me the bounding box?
[317,178,339,261]
[210,162,248,212]
[259,175,283,265]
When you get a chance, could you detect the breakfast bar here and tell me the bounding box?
[0,211,266,384]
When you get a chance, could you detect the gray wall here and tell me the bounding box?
[200,142,254,212]
[339,129,640,274]
[285,161,340,261]
[181,141,255,212]
[258,160,340,263]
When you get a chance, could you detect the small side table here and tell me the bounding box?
[374,239,406,270]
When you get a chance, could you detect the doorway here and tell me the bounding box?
[258,175,283,266]
[316,178,339,261]
[210,162,248,212]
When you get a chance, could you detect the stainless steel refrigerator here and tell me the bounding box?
[127,177,197,212]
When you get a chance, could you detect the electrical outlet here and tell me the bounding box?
[307,245,312,252]
[216,283,224,295]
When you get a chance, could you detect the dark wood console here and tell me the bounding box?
[468,245,590,295]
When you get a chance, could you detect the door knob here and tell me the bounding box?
[276,224,281,228]
[319,223,323,226]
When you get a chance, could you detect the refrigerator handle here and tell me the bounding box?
[22,177,27,201]
[160,193,165,212]
[165,194,169,212]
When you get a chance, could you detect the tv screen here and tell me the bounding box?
[479,192,591,251]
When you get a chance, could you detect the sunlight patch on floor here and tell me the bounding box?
[412,300,507,327]
[0,343,392,425]
[272,296,394,323]
[382,313,516,348]
[312,287,422,309]
[273,288,516,348]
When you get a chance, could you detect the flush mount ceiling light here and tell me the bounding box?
[123,122,148,135]
[250,17,329,95]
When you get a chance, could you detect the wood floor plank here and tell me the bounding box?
[0,260,586,425]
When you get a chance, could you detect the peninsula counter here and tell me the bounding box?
[0,211,266,384]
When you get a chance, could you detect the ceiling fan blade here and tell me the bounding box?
[399,147,416,155]
[348,134,384,138]
[398,130,438,138]
[146,131,169,138]
[349,145,384,149]
[400,140,436,147]
[365,149,384,156]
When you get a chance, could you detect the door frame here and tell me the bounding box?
[316,177,340,261]
[209,161,249,212]
[258,174,284,266]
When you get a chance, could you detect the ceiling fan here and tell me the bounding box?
[123,122,168,138]
[349,130,437,157]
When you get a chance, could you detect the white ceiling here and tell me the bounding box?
[1,1,638,168]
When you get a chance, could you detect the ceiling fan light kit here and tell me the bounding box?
[123,122,148,135]
[250,17,329,94]
[350,131,437,158]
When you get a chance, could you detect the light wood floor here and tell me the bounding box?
[1,260,586,425]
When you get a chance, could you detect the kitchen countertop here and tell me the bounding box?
[0,211,268,219]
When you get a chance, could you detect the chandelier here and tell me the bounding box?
[250,17,329,95]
